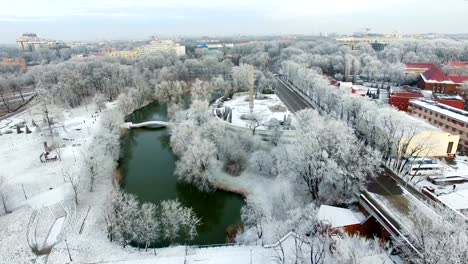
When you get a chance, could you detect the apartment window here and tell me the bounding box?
[435,113,439,117]
[447,142,454,153]
[446,125,449,129]
[452,127,456,132]
[428,118,432,122]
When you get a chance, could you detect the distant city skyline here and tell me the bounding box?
[1,0,468,43]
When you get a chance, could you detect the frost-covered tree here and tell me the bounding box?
[159,199,201,243]
[81,147,102,192]
[101,109,124,134]
[0,77,11,112]
[155,80,186,104]
[241,201,268,244]
[103,189,140,247]
[409,206,468,264]
[246,112,267,135]
[283,109,379,204]
[62,170,80,205]
[191,78,214,102]
[251,150,278,178]
[175,135,216,191]
[93,92,107,112]
[267,118,283,146]
[134,203,160,251]
[232,63,252,92]
[331,234,389,264]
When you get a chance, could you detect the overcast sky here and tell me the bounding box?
[1,0,467,43]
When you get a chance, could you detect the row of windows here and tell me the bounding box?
[418,113,468,136]
[412,108,468,128]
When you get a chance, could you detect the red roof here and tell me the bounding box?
[449,76,468,84]
[405,63,437,69]
[422,67,452,82]
[447,61,468,68]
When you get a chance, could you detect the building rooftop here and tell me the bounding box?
[438,189,468,210]
[432,93,464,101]
[391,86,422,95]
[317,205,365,228]
[421,67,453,83]
[447,61,468,68]
[449,76,468,84]
[410,99,468,124]
[405,63,437,69]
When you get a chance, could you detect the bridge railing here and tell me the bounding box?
[359,193,422,258]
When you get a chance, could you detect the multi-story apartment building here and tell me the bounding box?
[408,99,468,154]
[16,33,67,52]
[143,40,186,57]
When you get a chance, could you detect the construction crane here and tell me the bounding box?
[249,64,254,113]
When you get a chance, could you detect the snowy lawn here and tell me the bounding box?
[221,93,292,130]
[0,103,154,263]
[0,102,295,263]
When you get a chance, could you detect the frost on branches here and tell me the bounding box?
[104,190,200,248]
[281,109,380,204]
[170,99,224,191]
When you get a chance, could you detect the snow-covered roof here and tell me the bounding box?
[317,205,366,228]
[404,112,444,133]
[447,61,468,68]
[421,67,454,83]
[432,93,464,101]
[410,99,468,124]
[449,76,468,84]
[438,189,468,210]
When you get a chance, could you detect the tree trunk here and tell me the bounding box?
[0,94,10,112]
[18,89,25,102]
[1,193,9,214]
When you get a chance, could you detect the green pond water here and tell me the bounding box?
[119,101,244,246]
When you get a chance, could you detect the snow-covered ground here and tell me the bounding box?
[409,156,468,217]
[367,186,441,242]
[0,103,154,263]
[0,102,305,264]
[220,93,292,130]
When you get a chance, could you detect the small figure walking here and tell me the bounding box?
[453,184,456,191]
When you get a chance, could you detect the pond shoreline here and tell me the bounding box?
[118,100,246,246]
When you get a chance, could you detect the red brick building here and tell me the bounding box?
[418,66,459,93]
[0,58,27,71]
[432,93,465,110]
[389,86,465,111]
[389,87,424,111]
[447,61,468,68]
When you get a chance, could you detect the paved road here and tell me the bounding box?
[274,77,312,113]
